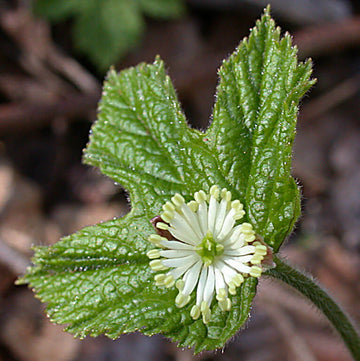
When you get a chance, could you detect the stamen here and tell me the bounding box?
[250,254,264,264]
[176,279,185,291]
[228,282,236,295]
[249,266,262,278]
[210,185,220,199]
[201,301,211,324]
[150,260,169,271]
[219,298,231,311]
[164,274,175,288]
[216,288,227,302]
[157,222,169,230]
[161,211,174,223]
[232,273,244,287]
[241,223,254,234]
[194,190,206,203]
[171,194,185,208]
[244,233,256,242]
[187,201,198,212]
[190,305,201,319]
[221,189,232,203]
[231,200,245,220]
[148,234,164,247]
[175,292,191,308]
[255,244,268,255]
[163,201,175,212]
[154,274,166,286]
[147,249,161,259]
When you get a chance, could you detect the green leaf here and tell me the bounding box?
[32,0,186,71]
[73,0,144,71]
[208,7,315,251]
[138,0,185,18]
[19,7,314,353]
[20,56,258,352]
[20,213,257,353]
[33,0,94,20]
[83,56,235,210]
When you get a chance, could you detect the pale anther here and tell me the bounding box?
[162,211,174,223]
[156,222,169,230]
[163,201,175,212]
[150,259,169,271]
[187,201,198,212]
[147,249,161,259]
[171,194,185,208]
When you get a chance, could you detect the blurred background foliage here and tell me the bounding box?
[33,0,185,70]
[0,0,360,360]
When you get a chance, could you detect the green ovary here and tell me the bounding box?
[195,231,224,267]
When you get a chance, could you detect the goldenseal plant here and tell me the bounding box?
[18,6,360,358]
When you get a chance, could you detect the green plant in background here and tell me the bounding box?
[18,7,360,358]
[33,0,185,71]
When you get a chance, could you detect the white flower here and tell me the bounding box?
[147,185,267,324]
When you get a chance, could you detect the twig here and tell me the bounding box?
[294,16,360,59]
[300,74,360,122]
[258,279,328,326]
[0,5,100,95]
[0,238,28,275]
[264,302,318,361]
[46,48,99,94]
[0,91,100,134]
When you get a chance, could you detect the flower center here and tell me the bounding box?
[195,231,224,267]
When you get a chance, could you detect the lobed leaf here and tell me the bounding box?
[19,211,257,353]
[84,57,234,212]
[208,8,315,251]
[19,7,314,352]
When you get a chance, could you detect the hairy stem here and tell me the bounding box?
[264,255,360,361]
